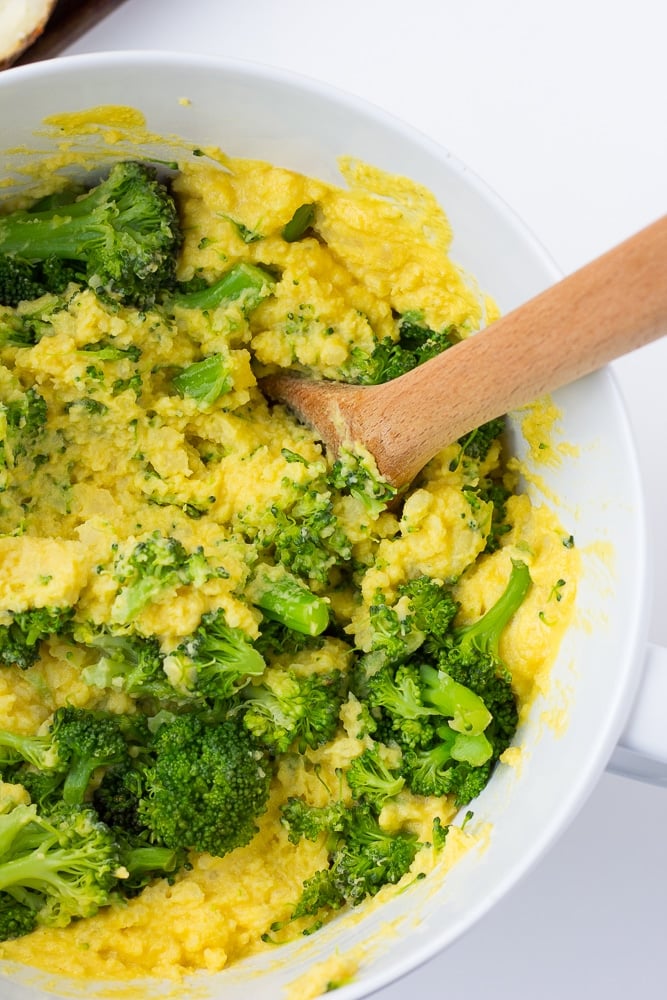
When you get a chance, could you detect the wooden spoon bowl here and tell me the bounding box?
[262,215,667,488]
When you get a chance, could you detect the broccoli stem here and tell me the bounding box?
[172,354,233,406]
[249,568,329,636]
[455,559,531,661]
[173,261,274,311]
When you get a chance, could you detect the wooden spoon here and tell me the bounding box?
[261,215,667,489]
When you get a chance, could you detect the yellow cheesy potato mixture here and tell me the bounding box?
[0,152,577,983]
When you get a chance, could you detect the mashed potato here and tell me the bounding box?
[0,152,577,982]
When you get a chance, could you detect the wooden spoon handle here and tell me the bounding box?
[366,214,667,484]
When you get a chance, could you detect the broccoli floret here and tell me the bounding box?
[172,261,275,312]
[0,891,38,940]
[0,162,181,309]
[242,668,345,753]
[248,565,330,636]
[420,665,492,736]
[0,256,79,308]
[77,627,173,701]
[280,797,347,845]
[254,617,324,661]
[0,606,73,670]
[366,664,436,750]
[138,713,272,858]
[464,477,513,554]
[163,608,266,701]
[437,559,530,691]
[397,576,459,642]
[288,803,419,925]
[0,796,122,937]
[456,416,506,464]
[110,532,213,625]
[402,735,493,804]
[50,707,131,807]
[257,481,353,586]
[328,448,397,517]
[92,760,146,837]
[345,746,405,809]
[172,353,233,407]
[0,707,133,807]
[342,315,458,385]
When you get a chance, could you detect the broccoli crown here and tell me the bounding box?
[0,606,73,670]
[139,713,272,858]
[343,315,458,385]
[111,532,213,624]
[0,162,181,309]
[288,802,419,923]
[242,669,345,753]
[0,255,79,309]
[50,706,131,806]
[0,797,121,934]
[366,663,436,750]
[0,891,38,940]
[78,627,173,701]
[257,481,353,586]
[344,746,405,809]
[402,740,493,804]
[328,449,397,517]
[165,608,266,701]
[280,797,347,845]
[455,416,506,465]
[350,563,532,807]
[92,760,147,837]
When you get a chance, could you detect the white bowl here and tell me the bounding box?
[0,51,653,1000]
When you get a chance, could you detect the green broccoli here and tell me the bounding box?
[0,386,48,489]
[77,627,174,701]
[328,448,397,517]
[345,746,405,809]
[286,802,419,926]
[172,353,233,407]
[281,203,317,242]
[0,255,79,309]
[110,532,213,624]
[241,668,345,753]
[402,735,493,804]
[0,606,73,670]
[0,162,181,309]
[280,797,347,845]
[163,607,266,701]
[0,707,131,806]
[342,315,458,385]
[138,713,272,858]
[366,663,436,750]
[49,707,131,807]
[79,341,141,362]
[419,665,492,736]
[257,481,353,585]
[172,261,275,312]
[248,565,330,636]
[0,796,122,937]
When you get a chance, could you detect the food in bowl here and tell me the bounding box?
[0,140,577,981]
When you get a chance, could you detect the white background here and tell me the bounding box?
[58,1,667,997]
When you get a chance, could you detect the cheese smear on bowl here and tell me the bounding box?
[0,143,578,985]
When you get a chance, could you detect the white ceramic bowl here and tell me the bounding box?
[0,50,659,1000]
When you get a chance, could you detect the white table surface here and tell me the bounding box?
[59,1,667,996]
